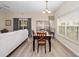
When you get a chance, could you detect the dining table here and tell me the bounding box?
[33,33,51,52]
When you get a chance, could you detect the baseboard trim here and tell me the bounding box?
[7,38,28,57]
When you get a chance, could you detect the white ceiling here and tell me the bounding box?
[0,1,64,13]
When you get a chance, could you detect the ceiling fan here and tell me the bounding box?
[42,1,51,14]
[0,3,10,9]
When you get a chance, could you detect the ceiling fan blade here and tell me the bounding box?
[1,3,10,8]
[0,7,3,9]
[4,5,10,8]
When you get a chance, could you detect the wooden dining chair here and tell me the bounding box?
[32,31,35,35]
[37,32,46,53]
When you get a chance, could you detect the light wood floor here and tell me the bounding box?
[8,38,77,57]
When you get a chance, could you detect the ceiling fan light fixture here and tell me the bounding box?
[42,11,46,13]
[48,10,51,13]
[42,1,51,14]
[45,9,48,12]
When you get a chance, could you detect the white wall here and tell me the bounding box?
[55,1,79,56]
[0,10,6,30]
[4,12,53,31]
[0,11,53,32]
[0,9,13,32]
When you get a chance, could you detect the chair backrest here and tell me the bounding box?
[32,31,35,35]
[37,32,46,40]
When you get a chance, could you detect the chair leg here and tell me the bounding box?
[45,44,46,53]
[37,44,39,53]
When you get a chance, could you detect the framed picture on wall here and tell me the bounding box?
[5,20,11,26]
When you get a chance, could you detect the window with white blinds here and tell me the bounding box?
[57,9,79,44]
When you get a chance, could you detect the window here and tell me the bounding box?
[57,10,79,44]
[66,26,77,40]
[19,18,28,29]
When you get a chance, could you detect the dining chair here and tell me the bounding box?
[32,30,35,36]
[37,32,46,53]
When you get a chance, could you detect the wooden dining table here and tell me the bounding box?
[33,34,51,52]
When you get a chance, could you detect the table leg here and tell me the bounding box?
[49,38,51,52]
[33,38,35,51]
